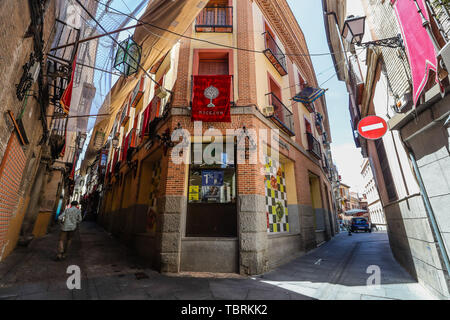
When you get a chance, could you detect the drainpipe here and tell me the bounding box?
[408,148,450,277]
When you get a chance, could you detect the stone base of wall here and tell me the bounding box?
[385,194,450,299]
[180,238,239,273]
[267,233,304,269]
[133,233,156,267]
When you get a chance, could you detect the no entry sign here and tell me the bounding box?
[357,116,388,140]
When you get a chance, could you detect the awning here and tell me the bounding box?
[293,87,327,104]
[344,209,368,216]
[82,0,206,173]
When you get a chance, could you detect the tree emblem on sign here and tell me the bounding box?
[204,85,219,108]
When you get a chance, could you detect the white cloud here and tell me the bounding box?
[330,143,365,193]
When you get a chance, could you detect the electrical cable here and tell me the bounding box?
[72,0,167,91]
[92,0,358,58]
[283,47,364,92]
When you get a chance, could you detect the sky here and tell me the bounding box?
[287,0,365,193]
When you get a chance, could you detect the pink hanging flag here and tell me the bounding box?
[391,0,440,106]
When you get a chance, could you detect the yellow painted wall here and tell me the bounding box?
[284,160,298,205]
[309,174,323,209]
[32,212,52,238]
[252,3,290,112]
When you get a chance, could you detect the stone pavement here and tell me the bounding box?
[0,222,440,300]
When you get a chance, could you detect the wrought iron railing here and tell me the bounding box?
[195,6,233,33]
[263,31,287,76]
[265,93,295,136]
[306,132,321,160]
[47,19,80,113]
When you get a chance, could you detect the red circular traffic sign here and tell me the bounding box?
[357,116,388,140]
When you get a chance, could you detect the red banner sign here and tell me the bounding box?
[192,75,231,122]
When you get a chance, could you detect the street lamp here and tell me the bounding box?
[342,15,365,45]
[78,132,87,150]
[112,133,120,149]
[342,15,403,49]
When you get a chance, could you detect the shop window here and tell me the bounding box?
[186,143,237,237]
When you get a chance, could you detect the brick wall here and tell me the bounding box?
[0,0,57,258]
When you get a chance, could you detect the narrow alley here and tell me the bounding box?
[0,223,437,300]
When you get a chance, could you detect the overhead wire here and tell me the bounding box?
[91,0,359,58]
[72,0,168,91]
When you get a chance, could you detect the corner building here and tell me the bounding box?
[98,0,336,275]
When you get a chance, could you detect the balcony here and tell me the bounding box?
[264,93,295,136]
[263,32,287,76]
[195,6,233,33]
[306,132,321,160]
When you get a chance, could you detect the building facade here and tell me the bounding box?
[0,0,60,260]
[87,0,337,275]
[361,158,386,230]
[324,0,450,299]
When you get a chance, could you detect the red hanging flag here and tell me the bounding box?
[60,55,77,114]
[192,75,231,122]
[391,0,442,106]
[70,153,77,180]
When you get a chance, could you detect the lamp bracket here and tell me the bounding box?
[358,34,404,49]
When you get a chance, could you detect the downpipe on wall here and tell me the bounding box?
[408,148,450,278]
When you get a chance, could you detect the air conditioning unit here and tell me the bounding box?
[395,91,412,111]
[262,105,274,116]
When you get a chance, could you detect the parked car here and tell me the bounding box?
[350,217,371,233]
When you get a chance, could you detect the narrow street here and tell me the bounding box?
[0,223,437,300]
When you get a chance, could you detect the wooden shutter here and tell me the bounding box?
[0,133,26,252]
[305,118,312,134]
[198,59,229,75]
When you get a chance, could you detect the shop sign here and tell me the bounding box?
[201,170,224,186]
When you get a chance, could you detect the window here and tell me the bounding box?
[186,143,237,237]
[375,139,398,202]
[198,58,229,75]
[305,118,312,134]
[298,73,306,90]
[193,50,234,102]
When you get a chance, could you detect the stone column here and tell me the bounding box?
[155,195,185,273]
[238,193,268,275]
[154,134,187,273]
[237,156,268,275]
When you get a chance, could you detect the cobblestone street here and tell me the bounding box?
[0,222,439,300]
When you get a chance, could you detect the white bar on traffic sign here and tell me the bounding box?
[361,123,384,132]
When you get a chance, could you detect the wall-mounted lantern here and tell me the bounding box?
[114,36,142,76]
